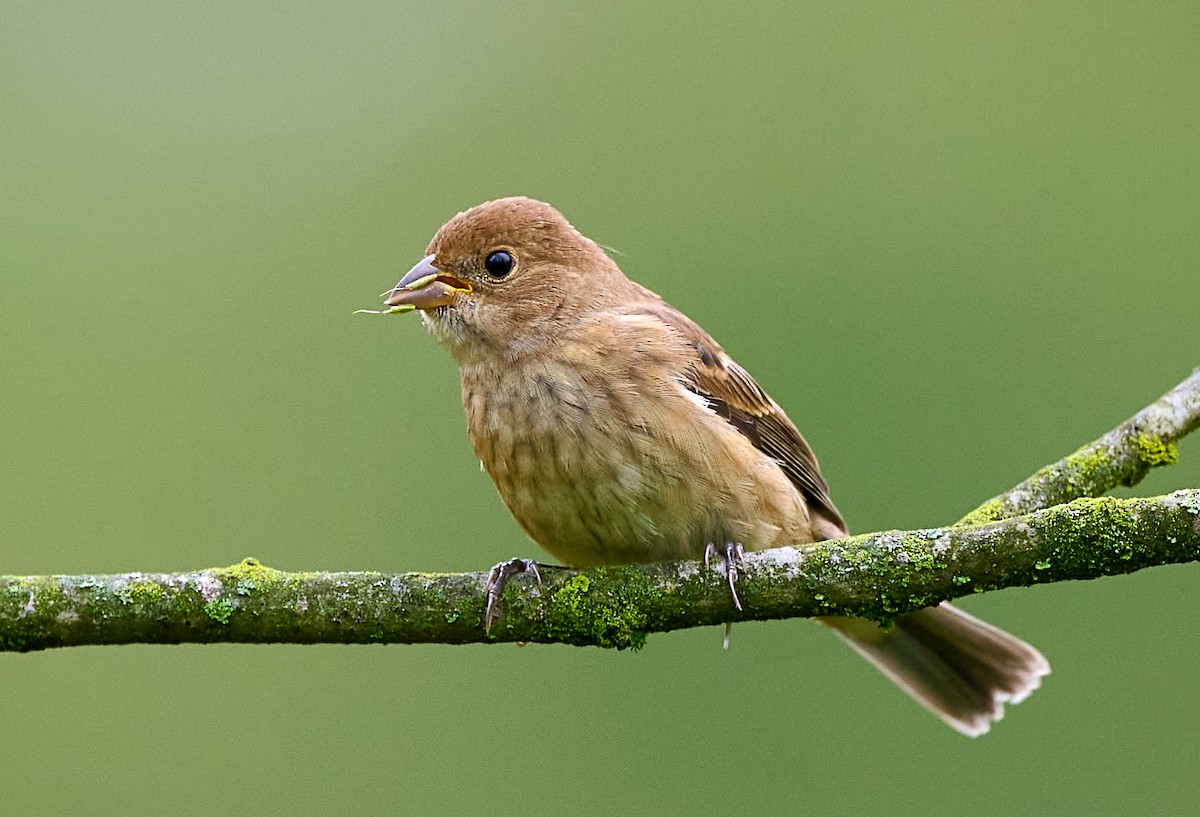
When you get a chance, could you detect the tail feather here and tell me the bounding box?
[823,603,1050,737]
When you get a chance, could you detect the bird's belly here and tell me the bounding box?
[461,363,811,567]
[472,414,699,565]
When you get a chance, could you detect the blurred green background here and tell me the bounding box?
[3,2,1199,814]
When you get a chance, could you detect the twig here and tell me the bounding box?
[959,367,1200,526]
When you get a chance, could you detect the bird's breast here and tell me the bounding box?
[458,351,813,567]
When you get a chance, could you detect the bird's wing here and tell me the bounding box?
[629,301,848,539]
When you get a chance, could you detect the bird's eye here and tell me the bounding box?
[484,250,514,278]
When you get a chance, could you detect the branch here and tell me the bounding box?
[2,491,1198,652]
[959,367,1200,526]
[3,369,1199,653]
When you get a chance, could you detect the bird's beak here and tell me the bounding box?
[384,254,472,310]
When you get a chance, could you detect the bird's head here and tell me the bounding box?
[379,197,637,361]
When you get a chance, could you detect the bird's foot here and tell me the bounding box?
[705,542,745,651]
[704,542,745,610]
[483,558,542,634]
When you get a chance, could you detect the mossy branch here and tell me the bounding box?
[2,491,1199,652]
[2,369,1198,653]
[959,367,1200,526]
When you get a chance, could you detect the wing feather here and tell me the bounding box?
[629,302,848,538]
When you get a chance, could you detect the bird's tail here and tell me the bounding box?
[822,603,1050,737]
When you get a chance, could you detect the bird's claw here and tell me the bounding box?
[483,558,542,634]
[705,542,744,650]
[704,541,745,611]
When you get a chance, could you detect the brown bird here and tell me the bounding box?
[369,196,1049,736]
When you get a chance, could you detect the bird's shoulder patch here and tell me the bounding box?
[616,312,670,332]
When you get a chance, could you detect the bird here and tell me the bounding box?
[365,196,1049,736]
